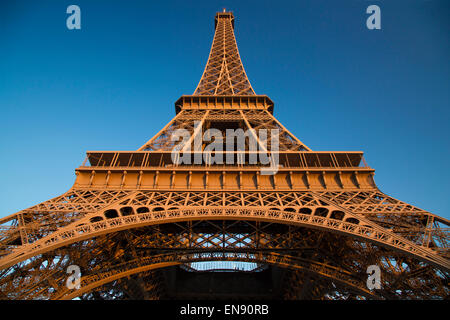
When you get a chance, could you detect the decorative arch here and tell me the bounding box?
[53,251,378,300]
[1,206,448,272]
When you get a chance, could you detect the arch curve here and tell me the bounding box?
[1,207,448,272]
[53,251,377,300]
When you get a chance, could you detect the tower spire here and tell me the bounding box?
[194,11,255,95]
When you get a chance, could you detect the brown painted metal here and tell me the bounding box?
[0,10,448,300]
[194,11,255,96]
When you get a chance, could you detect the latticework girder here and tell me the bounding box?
[194,11,254,96]
[0,10,449,300]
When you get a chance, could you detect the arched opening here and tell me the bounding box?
[120,207,134,216]
[8,212,444,298]
[104,209,119,219]
[330,210,345,220]
[345,218,360,225]
[152,207,165,212]
[136,207,150,214]
[314,207,329,217]
[58,248,379,301]
[299,208,312,215]
[89,216,104,223]
[284,207,296,213]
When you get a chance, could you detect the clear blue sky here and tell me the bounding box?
[0,0,449,219]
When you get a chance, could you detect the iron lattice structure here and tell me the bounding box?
[0,11,449,300]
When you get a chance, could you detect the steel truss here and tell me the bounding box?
[0,10,448,300]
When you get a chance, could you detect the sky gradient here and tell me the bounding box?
[0,0,449,219]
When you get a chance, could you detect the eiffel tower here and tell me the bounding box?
[0,10,449,300]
